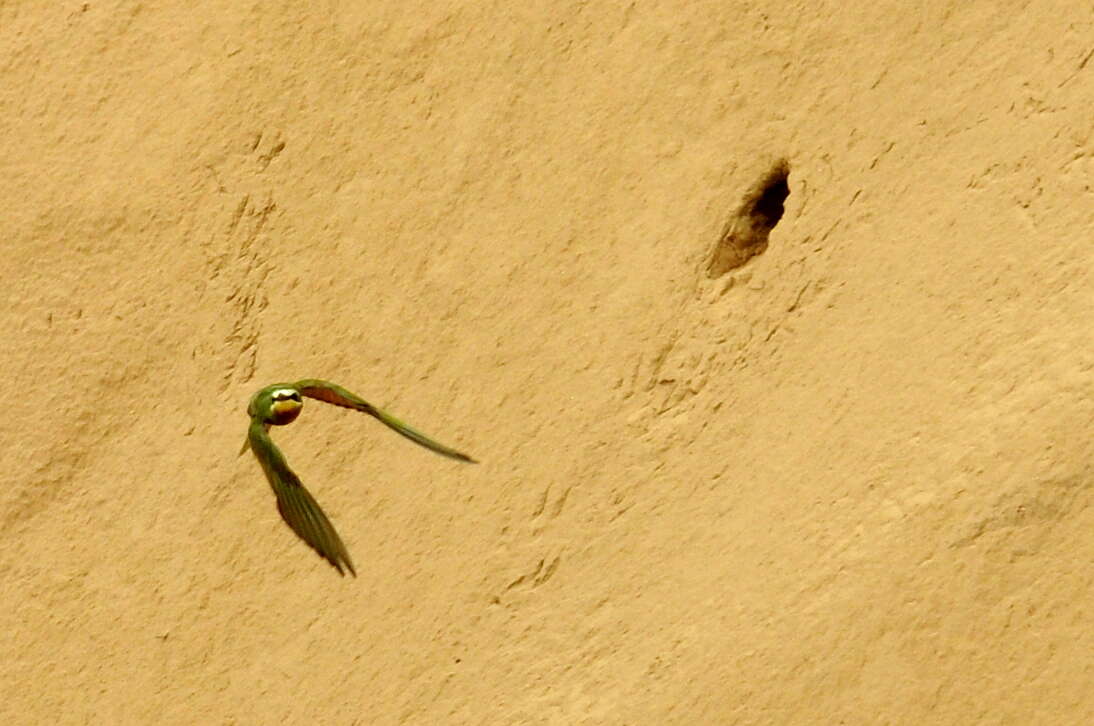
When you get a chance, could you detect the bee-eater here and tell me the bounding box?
[242,379,475,576]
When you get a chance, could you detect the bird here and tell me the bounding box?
[242,379,475,576]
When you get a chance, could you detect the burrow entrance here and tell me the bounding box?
[706,159,789,278]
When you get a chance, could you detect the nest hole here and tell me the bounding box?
[707,160,790,278]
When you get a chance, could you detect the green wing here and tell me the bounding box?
[294,379,476,463]
[247,419,356,576]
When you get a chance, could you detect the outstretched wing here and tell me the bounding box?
[294,379,476,463]
[247,419,356,576]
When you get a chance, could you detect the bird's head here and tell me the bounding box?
[249,385,304,425]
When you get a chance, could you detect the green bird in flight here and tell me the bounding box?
[242,379,475,576]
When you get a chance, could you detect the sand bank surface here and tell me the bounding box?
[2,2,1092,723]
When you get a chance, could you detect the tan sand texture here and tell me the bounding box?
[2,2,1092,724]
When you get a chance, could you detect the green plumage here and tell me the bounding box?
[242,380,475,576]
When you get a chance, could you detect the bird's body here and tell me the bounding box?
[243,379,475,576]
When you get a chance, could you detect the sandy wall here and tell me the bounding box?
[2,1,1092,723]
